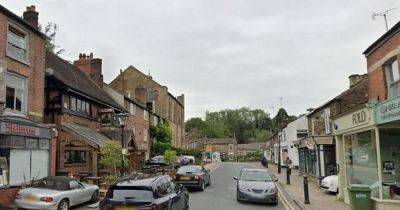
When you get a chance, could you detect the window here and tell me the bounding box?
[385,59,400,98]
[143,128,148,142]
[379,130,400,200]
[69,180,82,190]
[144,110,149,121]
[7,25,29,63]
[70,96,91,115]
[129,103,136,115]
[228,144,234,151]
[297,129,308,139]
[100,112,112,125]
[65,150,86,164]
[5,72,27,114]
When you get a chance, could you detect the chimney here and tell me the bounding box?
[73,52,104,88]
[177,94,185,106]
[349,74,366,88]
[23,5,39,29]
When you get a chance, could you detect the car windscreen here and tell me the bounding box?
[32,179,69,191]
[240,170,272,182]
[177,166,201,174]
[108,186,154,202]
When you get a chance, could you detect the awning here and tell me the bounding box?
[298,135,334,148]
[61,123,110,148]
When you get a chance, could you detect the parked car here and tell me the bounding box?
[234,168,278,204]
[173,165,211,191]
[14,176,99,210]
[100,174,189,210]
[145,156,168,166]
[321,175,338,193]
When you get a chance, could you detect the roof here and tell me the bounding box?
[196,138,237,145]
[308,76,368,116]
[237,143,267,150]
[102,130,132,145]
[46,52,124,111]
[363,21,400,57]
[61,122,110,148]
[0,4,46,38]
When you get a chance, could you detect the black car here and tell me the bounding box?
[234,168,278,204]
[174,165,211,191]
[99,174,189,210]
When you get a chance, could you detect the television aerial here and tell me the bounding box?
[372,8,397,31]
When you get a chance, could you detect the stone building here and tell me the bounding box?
[109,66,185,148]
[188,138,238,160]
[0,5,54,206]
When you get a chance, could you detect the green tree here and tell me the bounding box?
[164,150,177,165]
[39,22,65,55]
[99,140,129,174]
[151,123,173,154]
[185,117,206,132]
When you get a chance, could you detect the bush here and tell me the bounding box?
[104,174,119,184]
[164,150,177,164]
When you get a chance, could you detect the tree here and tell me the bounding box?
[99,140,129,174]
[185,117,206,132]
[151,123,173,154]
[39,22,65,55]
[164,150,177,165]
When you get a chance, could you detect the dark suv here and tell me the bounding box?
[100,175,189,210]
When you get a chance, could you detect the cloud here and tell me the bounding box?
[3,0,400,119]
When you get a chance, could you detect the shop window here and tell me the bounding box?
[7,25,29,63]
[379,130,400,200]
[5,72,27,115]
[385,59,400,99]
[345,130,379,198]
[65,150,86,164]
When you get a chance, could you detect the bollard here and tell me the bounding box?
[286,168,291,185]
[303,175,310,204]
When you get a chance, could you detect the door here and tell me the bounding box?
[31,150,49,180]
[9,149,30,185]
[69,180,86,205]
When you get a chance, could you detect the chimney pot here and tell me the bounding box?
[89,53,93,59]
[23,5,39,29]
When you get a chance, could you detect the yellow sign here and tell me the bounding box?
[205,145,212,152]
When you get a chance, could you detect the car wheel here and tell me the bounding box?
[199,181,205,191]
[57,199,69,210]
[184,195,189,210]
[90,190,99,203]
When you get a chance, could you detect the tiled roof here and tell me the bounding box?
[61,122,110,148]
[46,52,124,110]
[195,138,237,145]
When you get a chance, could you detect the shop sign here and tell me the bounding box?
[334,107,372,133]
[1,122,39,137]
[375,96,400,124]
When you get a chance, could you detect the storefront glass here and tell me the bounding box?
[379,130,400,200]
[344,130,379,198]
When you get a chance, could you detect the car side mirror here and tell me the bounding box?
[233,177,238,180]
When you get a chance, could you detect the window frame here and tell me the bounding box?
[385,58,400,99]
[4,71,28,115]
[65,150,87,164]
[6,22,30,65]
[144,110,149,121]
[143,128,148,143]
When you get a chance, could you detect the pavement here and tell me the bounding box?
[251,162,350,210]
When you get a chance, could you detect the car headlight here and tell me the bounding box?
[239,186,252,192]
[267,188,277,193]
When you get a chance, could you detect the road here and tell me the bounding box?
[189,162,286,210]
[73,162,286,210]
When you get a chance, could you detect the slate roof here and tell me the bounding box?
[61,122,110,148]
[194,138,238,145]
[46,52,124,111]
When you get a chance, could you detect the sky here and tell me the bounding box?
[2,0,400,120]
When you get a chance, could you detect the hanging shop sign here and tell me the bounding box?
[375,96,400,124]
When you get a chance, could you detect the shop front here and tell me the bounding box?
[335,100,400,209]
[0,116,52,206]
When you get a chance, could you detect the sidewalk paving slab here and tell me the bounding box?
[250,162,350,210]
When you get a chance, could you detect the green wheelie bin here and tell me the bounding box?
[347,184,372,210]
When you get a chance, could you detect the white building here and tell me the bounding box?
[281,115,308,167]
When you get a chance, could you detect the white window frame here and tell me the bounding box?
[385,59,400,99]
[6,22,30,65]
[5,72,28,115]
[129,103,136,116]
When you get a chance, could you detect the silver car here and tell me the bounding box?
[234,168,278,204]
[15,176,99,210]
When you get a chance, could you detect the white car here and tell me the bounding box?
[320,175,338,193]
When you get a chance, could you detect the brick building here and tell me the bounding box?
[109,66,185,148]
[353,21,400,209]
[44,52,124,177]
[0,5,54,207]
[188,138,237,160]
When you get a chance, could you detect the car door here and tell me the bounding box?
[68,180,86,205]
[155,179,172,210]
[165,177,183,210]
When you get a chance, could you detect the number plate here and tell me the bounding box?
[115,207,135,210]
[180,176,191,181]
[24,195,37,201]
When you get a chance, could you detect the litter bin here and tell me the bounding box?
[347,184,372,210]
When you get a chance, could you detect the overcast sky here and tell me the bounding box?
[3,0,400,119]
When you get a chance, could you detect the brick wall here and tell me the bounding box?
[0,13,46,122]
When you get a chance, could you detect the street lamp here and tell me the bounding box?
[116,113,128,177]
[278,131,281,174]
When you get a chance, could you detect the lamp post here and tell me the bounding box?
[117,113,128,177]
[278,131,281,174]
